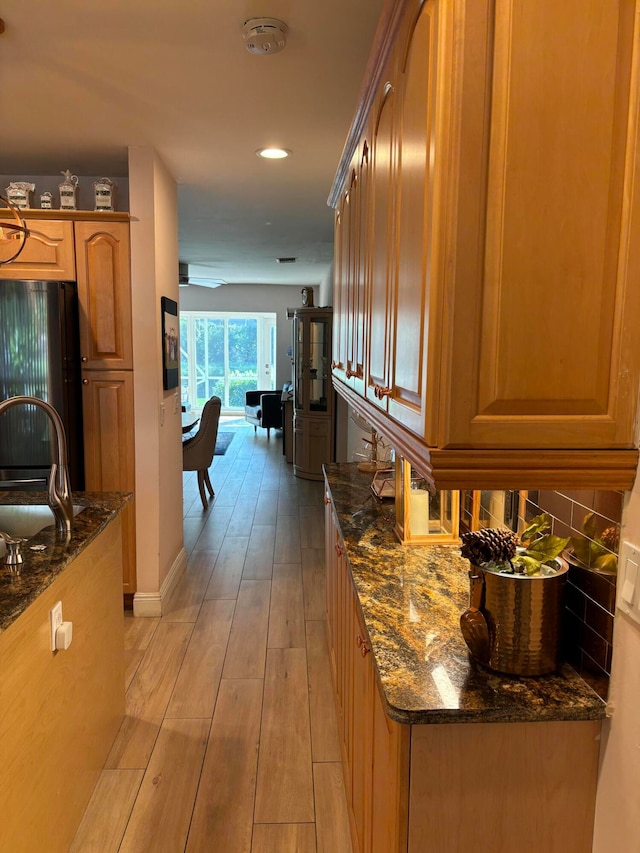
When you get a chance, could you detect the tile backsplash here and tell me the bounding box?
[460,488,621,701]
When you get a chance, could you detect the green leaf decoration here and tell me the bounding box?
[523,534,570,563]
[593,553,618,573]
[571,535,592,565]
[520,513,552,545]
[511,554,543,576]
[581,511,598,541]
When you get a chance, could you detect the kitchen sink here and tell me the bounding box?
[0,504,85,557]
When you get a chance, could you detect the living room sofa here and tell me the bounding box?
[244,390,283,438]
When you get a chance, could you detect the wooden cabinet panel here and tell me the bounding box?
[75,221,132,369]
[0,518,124,852]
[351,601,374,853]
[82,370,136,593]
[365,83,396,411]
[371,679,409,853]
[332,194,350,385]
[0,219,76,279]
[387,0,437,437]
[330,0,640,489]
[447,0,640,450]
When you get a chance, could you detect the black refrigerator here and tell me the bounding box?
[0,280,84,490]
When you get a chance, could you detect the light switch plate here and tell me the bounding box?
[618,541,640,625]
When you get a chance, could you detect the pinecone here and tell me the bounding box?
[601,525,620,553]
[461,528,518,565]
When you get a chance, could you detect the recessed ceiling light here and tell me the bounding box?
[257,147,291,159]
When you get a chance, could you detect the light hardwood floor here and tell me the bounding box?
[70,423,353,853]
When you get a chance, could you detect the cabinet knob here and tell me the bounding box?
[335,542,344,557]
[81,356,88,363]
[82,378,89,385]
[324,495,331,505]
[376,385,392,399]
[346,368,356,379]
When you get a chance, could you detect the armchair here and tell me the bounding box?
[244,390,282,438]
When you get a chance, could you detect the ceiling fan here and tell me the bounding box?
[178,261,226,289]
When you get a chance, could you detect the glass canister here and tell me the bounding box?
[394,455,460,545]
[93,177,116,212]
[40,192,54,209]
[59,170,79,210]
[5,182,35,210]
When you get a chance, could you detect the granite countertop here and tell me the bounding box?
[0,491,131,634]
[324,463,606,725]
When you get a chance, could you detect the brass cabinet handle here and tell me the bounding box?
[331,360,339,369]
[346,367,356,378]
[335,542,344,557]
[324,495,331,505]
[376,385,392,399]
[357,634,371,656]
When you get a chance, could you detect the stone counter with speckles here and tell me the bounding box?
[324,463,606,725]
[0,491,131,633]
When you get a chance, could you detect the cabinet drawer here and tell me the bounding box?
[0,219,76,279]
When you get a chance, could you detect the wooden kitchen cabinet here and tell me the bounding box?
[75,220,133,370]
[81,370,136,594]
[325,478,601,853]
[326,493,405,853]
[330,0,640,489]
[0,218,76,279]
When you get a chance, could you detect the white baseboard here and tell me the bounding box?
[132,547,188,617]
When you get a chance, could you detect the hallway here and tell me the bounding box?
[70,424,353,852]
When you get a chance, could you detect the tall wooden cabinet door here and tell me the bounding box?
[348,142,370,397]
[386,0,439,438]
[75,221,132,370]
[371,682,409,853]
[82,370,136,593]
[0,219,76,280]
[351,600,374,853]
[365,76,397,412]
[444,0,640,450]
[332,185,352,387]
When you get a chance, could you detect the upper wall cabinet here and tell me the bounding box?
[330,0,640,489]
[0,219,76,280]
[75,221,133,370]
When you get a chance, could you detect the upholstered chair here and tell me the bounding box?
[182,395,221,509]
[244,390,283,438]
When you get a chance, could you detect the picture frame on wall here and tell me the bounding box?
[161,296,179,390]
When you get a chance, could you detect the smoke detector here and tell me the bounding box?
[243,17,288,55]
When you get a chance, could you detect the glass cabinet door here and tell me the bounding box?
[295,315,305,410]
[309,318,329,412]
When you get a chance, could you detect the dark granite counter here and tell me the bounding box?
[324,463,606,725]
[0,491,131,634]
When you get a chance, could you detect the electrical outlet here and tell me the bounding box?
[50,601,63,651]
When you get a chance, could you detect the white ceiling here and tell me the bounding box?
[0,0,383,286]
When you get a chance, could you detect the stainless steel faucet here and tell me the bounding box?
[0,396,74,535]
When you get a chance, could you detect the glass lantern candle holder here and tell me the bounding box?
[394,456,460,545]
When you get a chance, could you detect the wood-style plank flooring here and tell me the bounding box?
[70,423,352,852]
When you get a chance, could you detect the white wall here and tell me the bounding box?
[178,283,319,389]
[593,475,640,849]
[128,146,184,608]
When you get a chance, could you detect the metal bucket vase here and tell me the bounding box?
[461,560,568,676]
